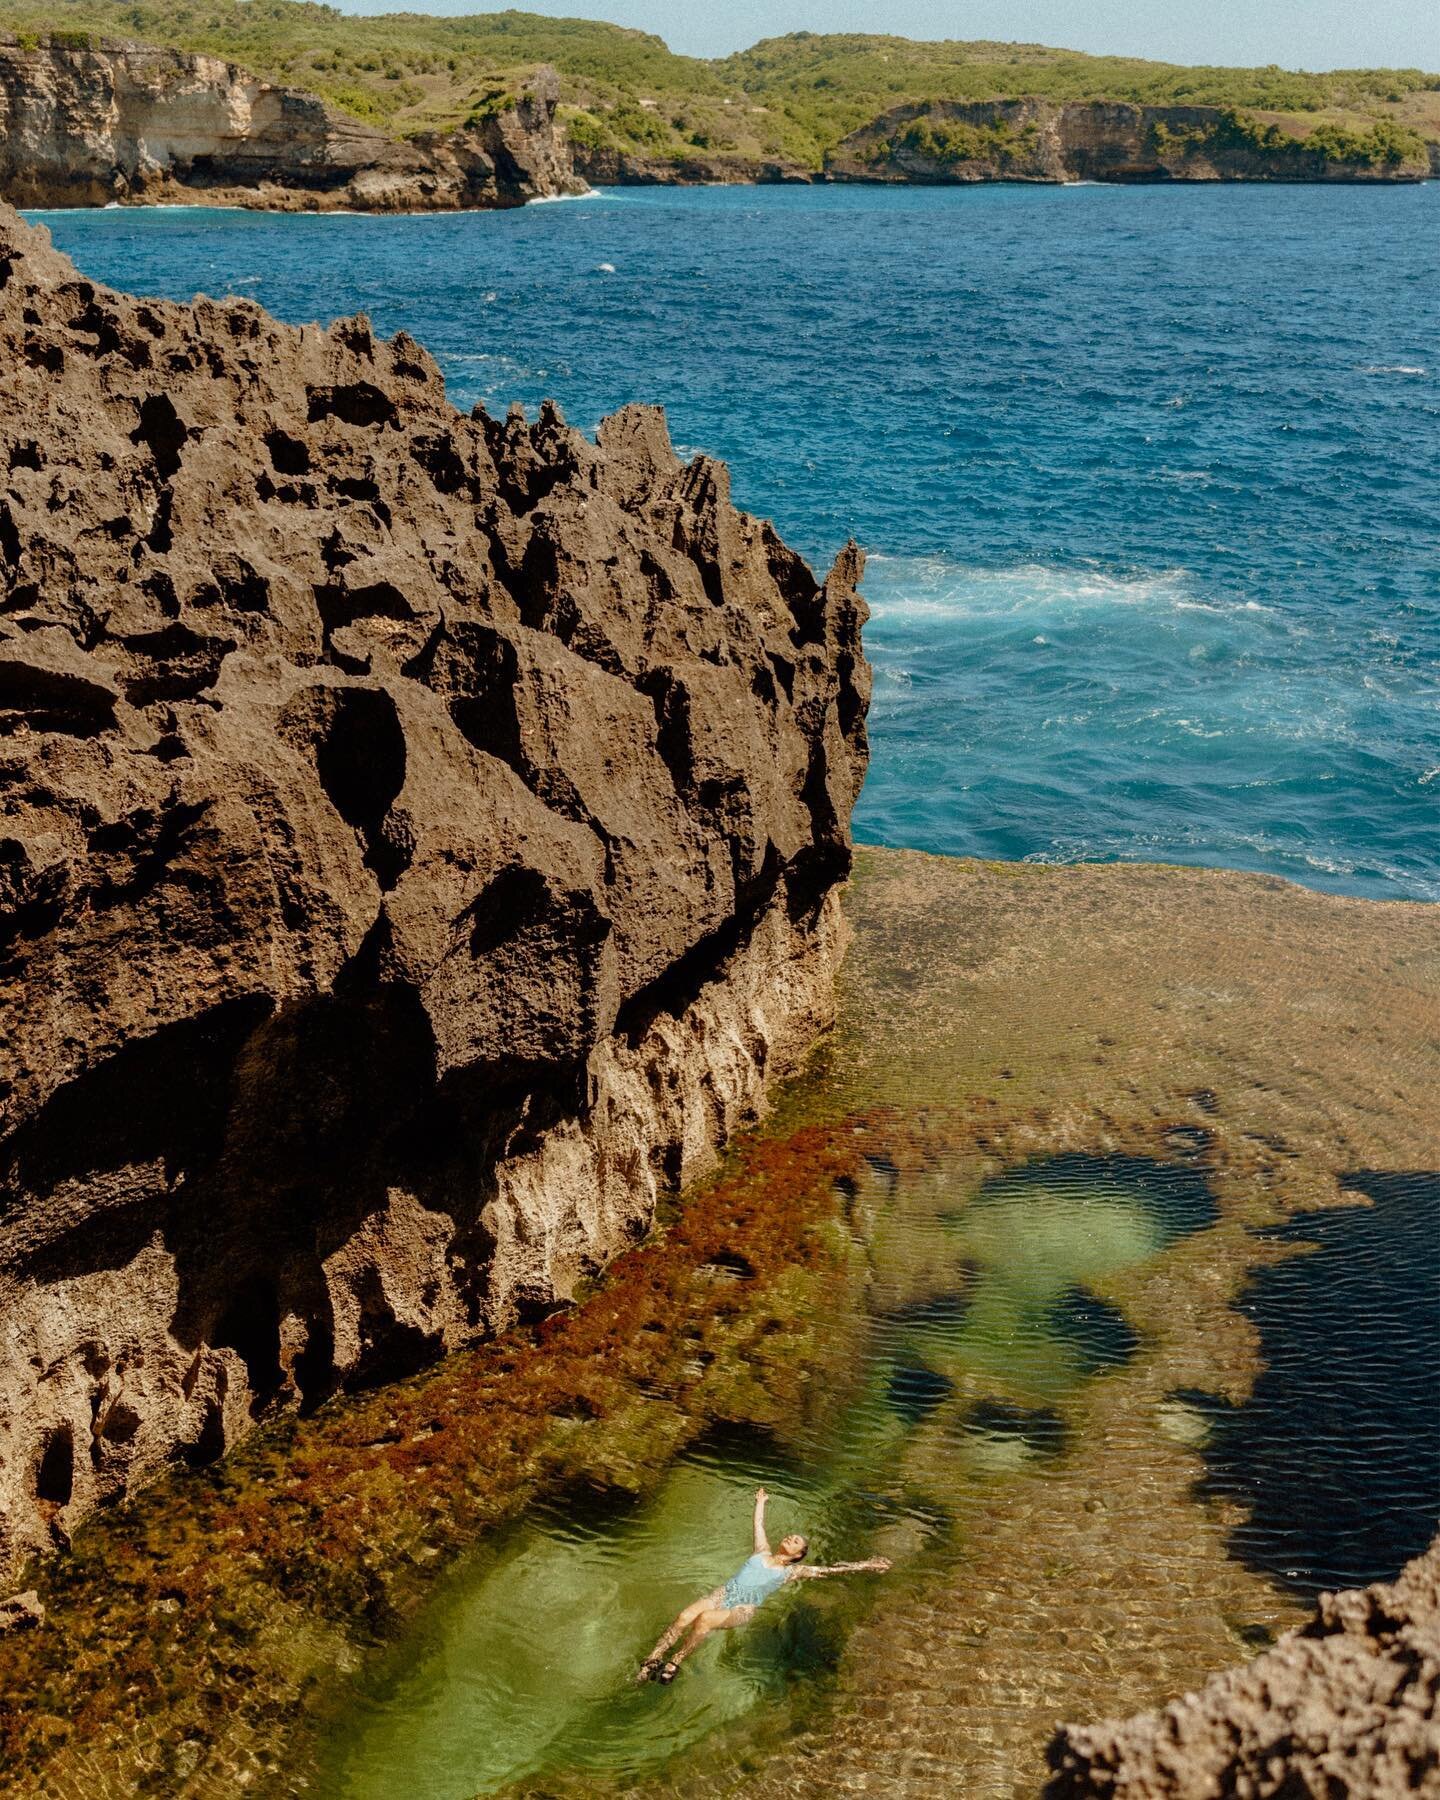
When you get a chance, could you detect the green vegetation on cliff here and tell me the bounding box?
[1148,108,1428,168]
[1,3,1435,164]
[721,33,1438,153]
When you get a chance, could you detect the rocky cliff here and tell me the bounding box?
[569,143,814,187]
[0,34,1430,210]
[0,35,584,209]
[1046,1538,1440,1797]
[828,98,1432,183]
[0,200,869,1581]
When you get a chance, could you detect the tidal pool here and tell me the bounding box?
[7,853,1433,1798]
[319,1153,1216,1797]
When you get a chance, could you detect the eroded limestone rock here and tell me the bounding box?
[1046,1539,1440,1798]
[0,202,869,1579]
[0,38,585,210]
[0,1587,42,1634]
[827,99,1431,184]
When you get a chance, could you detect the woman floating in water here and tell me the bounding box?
[637,1487,891,1684]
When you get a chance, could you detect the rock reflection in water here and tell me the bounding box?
[320,1153,1215,1796]
[1194,1169,1440,1596]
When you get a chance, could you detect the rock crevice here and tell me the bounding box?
[0,201,869,1579]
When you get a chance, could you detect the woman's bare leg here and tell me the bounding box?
[639,1588,724,1674]
[667,1608,725,1669]
[640,1603,699,1669]
[666,1602,753,1673]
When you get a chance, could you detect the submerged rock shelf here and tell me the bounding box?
[1,850,1434,1796]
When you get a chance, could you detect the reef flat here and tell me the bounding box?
[683,851,1438,1798]
[0,848,1433,1796]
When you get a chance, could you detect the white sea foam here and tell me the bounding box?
[860,557,1290,636]
[863,558,1196,621]
[1360,364,1427,376]
[596,261,617,273]
[527,188,607,205]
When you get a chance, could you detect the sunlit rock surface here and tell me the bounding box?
[0,39,585,210]
[0,200,869,1577]
[1047,1542,1440,1798]
[827,98,1432,183]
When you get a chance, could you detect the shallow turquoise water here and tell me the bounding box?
[318,1154,1215,1796]
[31,183,1440,900]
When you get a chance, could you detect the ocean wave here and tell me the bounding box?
[1010,830,1436,900]
[860,556,1249,623]
[527,188,608,205]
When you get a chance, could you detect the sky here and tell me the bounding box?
[337,0,1440,69]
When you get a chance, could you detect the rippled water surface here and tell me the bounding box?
[32,183,1440,899]
[319,1155,1216,1795]
[1200,1170,1440,1596]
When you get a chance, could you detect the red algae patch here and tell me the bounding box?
[0,1116,869,1796]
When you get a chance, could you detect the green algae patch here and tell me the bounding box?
[314,1136,1224,1799]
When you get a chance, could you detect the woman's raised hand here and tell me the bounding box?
[868,1557,892,1572]
[755,1486,769,1505]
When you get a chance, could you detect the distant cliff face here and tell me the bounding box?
[569,143,815,186]
[828,98,1432,184]
[0,201,868,1578]
[0,36,585,209]
[0,36,1430,207]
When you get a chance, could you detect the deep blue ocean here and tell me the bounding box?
[33,184,1439,900]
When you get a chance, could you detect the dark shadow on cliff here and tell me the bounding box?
[0,972,591,1448]
[0,996,273,1279]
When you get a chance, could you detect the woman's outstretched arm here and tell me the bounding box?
[793,1557,892,1580]
[753,1486,770,1553]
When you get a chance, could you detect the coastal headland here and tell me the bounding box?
[0,10,1435,209]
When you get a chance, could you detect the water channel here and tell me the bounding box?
[321,1154,1218,1796]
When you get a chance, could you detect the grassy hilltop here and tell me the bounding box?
[3,2,1436,164]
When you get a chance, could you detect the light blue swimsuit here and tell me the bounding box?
[722,1553,791,1609]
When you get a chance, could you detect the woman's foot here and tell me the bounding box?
[656,1661,679,1684]
[635,1658,663,1683]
